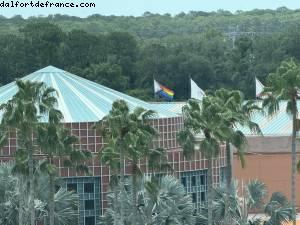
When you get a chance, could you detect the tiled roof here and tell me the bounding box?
[151,101,298,137]
[0,66,178,122]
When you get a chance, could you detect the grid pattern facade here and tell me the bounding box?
[0,116,227,217]
[64,176,101,225]
[180,170,207,211]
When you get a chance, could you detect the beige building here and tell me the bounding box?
[233,136,300,206]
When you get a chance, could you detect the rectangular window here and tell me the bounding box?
[192,193,197,203]
[200,175,205,186]
[85,200,94,210]
[191,176,196,186]
[84,183,94,193]
[67,183,77,193]
[85,216,95,225]
[221,169,226,183]
[201,192,206,202]
[181,177,186,187]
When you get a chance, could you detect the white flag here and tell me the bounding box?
[255,77,264,98]
[154,79,161,93]
[191,78,205,100]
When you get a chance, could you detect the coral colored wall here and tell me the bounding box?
[233,153,300,206]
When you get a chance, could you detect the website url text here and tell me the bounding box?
[0,0,96,8]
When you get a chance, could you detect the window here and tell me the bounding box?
[200,175,205,186]
[191,176,196,186]
[84,183,94,193]
[220,169,226,183]
[85,216,95,225]
[192,193,197,203]
[67,183,77,193]
[85,200,94,210]
[201,192,206,202]
[181,177,186,187]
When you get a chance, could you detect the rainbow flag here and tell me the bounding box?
[154,80,174,101]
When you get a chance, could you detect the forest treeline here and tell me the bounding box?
[0,8,300,100]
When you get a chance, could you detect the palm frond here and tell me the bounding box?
[247,179,267,210]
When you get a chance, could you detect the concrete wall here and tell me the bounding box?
[243,136,300,153]
[233,153,300,206]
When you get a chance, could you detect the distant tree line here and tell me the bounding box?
[1,7,300,38]
[0,9,300,100]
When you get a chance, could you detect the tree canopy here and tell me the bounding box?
[0,9,300,100]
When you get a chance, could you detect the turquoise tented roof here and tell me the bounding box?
[0,66,178,122]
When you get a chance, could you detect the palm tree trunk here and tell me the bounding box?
[291,97,297,225]
[224,141,232,225]
[225,141,232,190]
[113,183,118,225]
[49,174,55,225]
[18,175,24,225]
[207,158,213,225]
[27,139,35,225]
[119,138,125,224]
[132,163,138,225]
[110,173,118,225]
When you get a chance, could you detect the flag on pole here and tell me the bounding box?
[154,80,174,101]
[255,77,264,98]
[190,78,205,100]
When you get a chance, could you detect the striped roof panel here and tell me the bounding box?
[0,66,178,122]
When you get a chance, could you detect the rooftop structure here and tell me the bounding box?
[0,66,178,122]
[0,66,227,225]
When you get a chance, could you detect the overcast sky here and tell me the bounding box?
[1,0,299,18]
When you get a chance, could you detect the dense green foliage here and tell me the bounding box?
[0,8,300,100]
[212,180,293,225]
[0,80,91,225]
[1,7,300,38]
[98,100,170,224]
[0,163,79,225]
[101,175,195,225]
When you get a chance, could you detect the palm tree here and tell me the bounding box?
[147,147,171,176]
[178,96,233,225]
[125,107,157,225]
[100,175,196,225]
[214,88,261,185]
[261,58,300,225]
[98,100,168,225]
[11,148,30,225]
[37,119,92,225]
[212,179,293,225]
[0,162,79,225]
[36,107,64,225]
[214,88,262,224]
[0,80,58,225]
[99,100,130,224]
[99,137,121,224]
[100,137,169,225]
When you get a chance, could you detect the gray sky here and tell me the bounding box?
[1,0,299,18]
